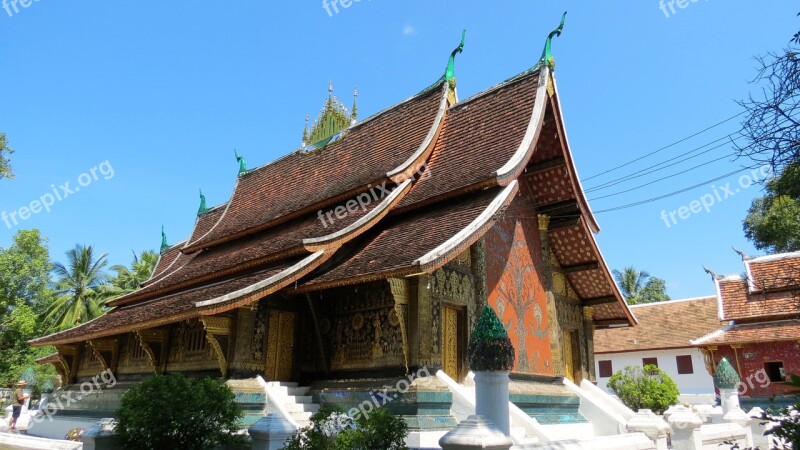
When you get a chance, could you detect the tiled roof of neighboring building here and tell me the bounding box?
[595,296,721,353]
[692,319,800,346]
[718,276,799,322]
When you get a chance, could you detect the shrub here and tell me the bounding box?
[607,364,679,414]
[116,373,244,450]
[282,406,408,450]
[761,374,800,449]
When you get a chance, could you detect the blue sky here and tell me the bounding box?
[0,1,797,299]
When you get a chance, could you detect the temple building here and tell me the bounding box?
[31,23,635,433]
[693,251,800,401]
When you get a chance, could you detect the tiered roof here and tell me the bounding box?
[694,251,800,347]
[32,33,635,347]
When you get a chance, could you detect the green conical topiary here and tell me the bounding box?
[468,306,515,372]
[713,358,741,390]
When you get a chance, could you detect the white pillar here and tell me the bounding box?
[249,414,298,450]
[627,409,669,450]
[668,405,703,450]
[719,388,740,415]
[724,406,753,448]
[439,415,513,450]
[474,371,510,436]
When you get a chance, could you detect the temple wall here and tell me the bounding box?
[303,282,405,374]
[710,342,800,398]
[484,199,554,376]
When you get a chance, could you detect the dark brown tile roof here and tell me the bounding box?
[147,245,185,283]
[595,297,721,353]
[298,187,510,290]
[31,260,302,346]
[397,71,540,208]
[111,185,392,307]
[719,277,799,321]
[184,85,446,252]
[694,319,800,346]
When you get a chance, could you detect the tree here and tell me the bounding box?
[743,162,800,253]
[0,132,12,180]
[116,374,244,450]
[607,365,679,415]
[110,250,158,294]
[0,230,56,388]
[612,267,671,305]
[44,245,114,331]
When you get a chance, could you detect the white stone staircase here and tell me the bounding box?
[261,380,320,429]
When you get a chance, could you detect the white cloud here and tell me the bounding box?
[402,24,415,36]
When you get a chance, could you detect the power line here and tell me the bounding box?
[592,166,758,214]
[588,153,737,201]
[585,135,738,193]
[580,112,744,183]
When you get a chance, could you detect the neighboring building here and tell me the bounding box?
[29,31,636,431]
[594,296,722,402]
[693,251,800,400]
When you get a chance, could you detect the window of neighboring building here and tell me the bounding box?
[642,357,658,368]
[764,361,786,382]
[676,355,694,374]
[598,360,613,378]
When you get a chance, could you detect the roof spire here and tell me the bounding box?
[302,114,310,146]
[703,265,723,281]
[352,87,358,124]
[445,29,467,87]
[305,82,354,149]
[198,189,208,216]
[160,226,169,254]
[539,12,567,69]
[234,149,247,175]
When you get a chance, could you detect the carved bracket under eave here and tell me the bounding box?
[87,341,110,373]
[388,278,411,374]
[201,317,233,378]
[134,331,161,374]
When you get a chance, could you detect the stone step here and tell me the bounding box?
[268,386,310,396]
[285,403,320,414]
[264,381,298,388]
[282,395,313,404]
[291,411,313,422]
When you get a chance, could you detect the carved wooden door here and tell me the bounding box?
[563,331,579,382]
[442,305,460,380]
[265,310,296,381]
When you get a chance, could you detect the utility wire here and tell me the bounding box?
[580,112,744,182]
[592,166,758,214]
[588,153,737,201]
[585,134,737,192]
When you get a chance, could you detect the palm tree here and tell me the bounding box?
[45,245,114,330]
[613,266,670,305]
[111,250,159,294]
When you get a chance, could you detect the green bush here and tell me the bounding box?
[116,373,244,450]
[607,364,679,414]
[282,406,408,450]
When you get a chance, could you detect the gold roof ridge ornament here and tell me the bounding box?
[302,82,358,151]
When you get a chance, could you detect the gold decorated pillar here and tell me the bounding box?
[388,278,411,374]
[583,306,595,381]
[539,213,563,377]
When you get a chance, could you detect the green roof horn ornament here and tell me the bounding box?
[198,189,208,216]
[234,149,247,175]
[160,226,169,254]
[713,357,741,390]
[445,29,467,89]
[539,11,567,70]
